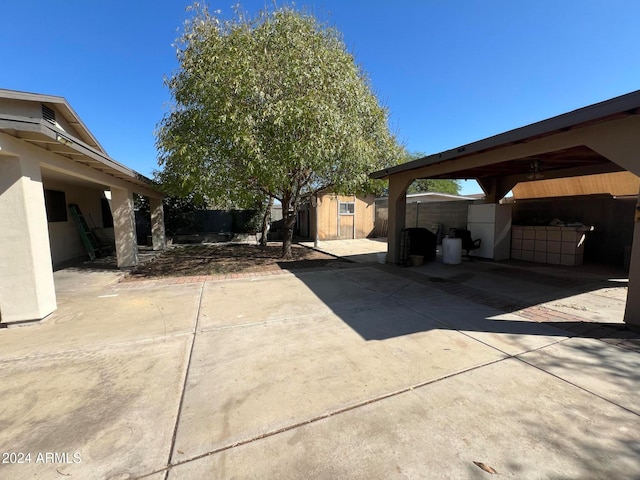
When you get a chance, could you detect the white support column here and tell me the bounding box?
[0,155,56,322]
[624,190,640,328]
[110,187,138,268]
[150,197,166,251]
[586,123,640,329]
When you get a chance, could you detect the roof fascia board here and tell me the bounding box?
[52,102,105,152]
[0,88,66,104]
[0,115,44,133]
[39,121,135,177]
[2,116,135,176]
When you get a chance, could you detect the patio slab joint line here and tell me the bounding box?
[162,279,207,480]
[515,355,640,418]
[137,356,512,479]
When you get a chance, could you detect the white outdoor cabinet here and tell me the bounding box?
[467,204,512,260]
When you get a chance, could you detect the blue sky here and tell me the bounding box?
[2,1,640,195]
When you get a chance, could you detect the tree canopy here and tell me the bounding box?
[404,151,460,195]
[407,178,460,195]
[156,3,401,256]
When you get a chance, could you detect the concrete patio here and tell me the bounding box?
[300,237,388,263]
[1,240,639,479]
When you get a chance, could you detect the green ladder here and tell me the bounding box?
[68,204,100,260]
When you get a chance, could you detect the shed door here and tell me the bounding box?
[338,200,355,239]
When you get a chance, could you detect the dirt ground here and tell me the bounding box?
[127,242,350,279]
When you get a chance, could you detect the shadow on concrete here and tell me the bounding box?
[461,339,640,479]
[507,339,640,478]
[279,257,640,477]
[523,337,640,393]
[285,257,637,345]
[283,259,640,478]
[343,313,630,343]
[54,257,121,272]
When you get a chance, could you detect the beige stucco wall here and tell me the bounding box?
[0,150,57,321]
[1,93,164,322]
[111,187,139,267]
[42,177,108,267]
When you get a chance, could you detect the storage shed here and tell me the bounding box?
[299,193,376,241]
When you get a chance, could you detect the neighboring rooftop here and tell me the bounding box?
[376,192,481,203]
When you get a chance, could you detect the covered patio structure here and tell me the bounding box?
[371,90,640,328]
[0,89,165,324]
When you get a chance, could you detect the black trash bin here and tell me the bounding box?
[401,227,437,264]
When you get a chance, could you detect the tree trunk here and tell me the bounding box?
[259,196,274,247]
[281,193,297,259]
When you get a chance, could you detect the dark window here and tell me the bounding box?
[339,202,355,215]
[44,190,67,222]
[101,198,114,227]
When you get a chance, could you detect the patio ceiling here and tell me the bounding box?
[415,145,622,181]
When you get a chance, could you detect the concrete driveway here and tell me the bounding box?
[1,244,639,479]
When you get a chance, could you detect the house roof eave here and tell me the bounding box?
[0,115,160,196]
[0,88,106,152]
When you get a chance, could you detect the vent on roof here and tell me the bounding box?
[42,104,56,124]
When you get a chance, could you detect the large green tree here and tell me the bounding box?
[157,3,400,257]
